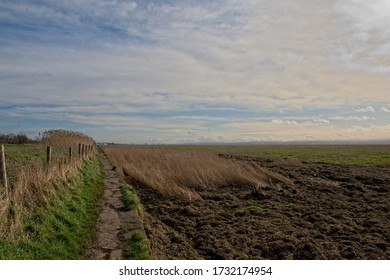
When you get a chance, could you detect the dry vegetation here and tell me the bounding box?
[107,145,389,260]
[40,129,95,150]
[103,146,291,200]
[0,130,96,239]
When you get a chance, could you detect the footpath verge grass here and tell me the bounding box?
[120,182,140,212]
[0,154,104,259]
[124,232,151,260]
[119,181,151,260]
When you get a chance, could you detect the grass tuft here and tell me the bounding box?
[120,183,140,211]
[124,232,151,260]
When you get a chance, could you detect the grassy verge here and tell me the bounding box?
[0,154,104,259]
[119,181,151,260]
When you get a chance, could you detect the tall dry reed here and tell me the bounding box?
[40,129,95,150]
[103,146,291,200]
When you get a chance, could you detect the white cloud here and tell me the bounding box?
[271,119,284,124]
[380,107,390,113]
[313,118,330,124]
[271,119,298,125]
[329,115,376,121]
[332,0,390,73]
[272,117,330,126]
[2,1,390,108]
[1,0,390,143]
[353,106,375,113]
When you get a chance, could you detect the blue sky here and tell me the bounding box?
[0,0,389,143]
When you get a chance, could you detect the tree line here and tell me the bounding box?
[0,133,36,144]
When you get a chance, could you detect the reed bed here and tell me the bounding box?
[40,129,95,150]
[103,146,291,200]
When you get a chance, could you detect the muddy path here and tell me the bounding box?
[86,153,143,260]
[132,157,390,260]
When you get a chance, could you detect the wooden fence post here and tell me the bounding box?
[78,143,82,159]
[82,144,85,159]
[1,145,8,197]
[46,146,52,164]
[69,147,72,161]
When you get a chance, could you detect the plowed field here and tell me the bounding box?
[131,157,390,259]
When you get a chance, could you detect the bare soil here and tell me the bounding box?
[131,156,390,259]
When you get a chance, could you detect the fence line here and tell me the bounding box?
[47,146,52,164]
[78,143,82,159]
[1,145,8,196]
[0,143,96,191]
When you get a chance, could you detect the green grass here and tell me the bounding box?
[0,154,104,259]
[141,144,390,164]
[3,144,45,163]
[119,181,151,260]
[123,232,151,260]
[3,143,75,164]
[120,182,140,212]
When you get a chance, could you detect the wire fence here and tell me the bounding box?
[0,143,96,195]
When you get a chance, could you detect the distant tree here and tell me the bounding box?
[0,133,35,144]
[16,134,29,144]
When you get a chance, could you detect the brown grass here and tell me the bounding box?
[0,130,96,239]
[40,129,95,150]
[103,146,291,200]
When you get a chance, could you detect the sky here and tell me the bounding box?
[0,0,389,144]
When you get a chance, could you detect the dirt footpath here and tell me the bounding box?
[86,153,143,260]
[133,157,390,260]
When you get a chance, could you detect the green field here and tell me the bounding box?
[3,143,74,163]
[139,144,390,164]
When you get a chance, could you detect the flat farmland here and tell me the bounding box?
[104,145,390,259]
[152,144,390,164]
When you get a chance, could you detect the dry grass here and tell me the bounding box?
[1,160,83,239]
[40,129,95,150]
[0,130,96,240]
[103,146,291,200]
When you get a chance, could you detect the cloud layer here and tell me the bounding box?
[0,0,389,143]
